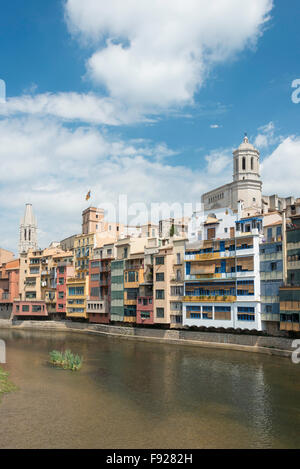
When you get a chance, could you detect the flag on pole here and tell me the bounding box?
[86,190,91,201]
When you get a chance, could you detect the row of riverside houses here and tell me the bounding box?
[0,135,300,336]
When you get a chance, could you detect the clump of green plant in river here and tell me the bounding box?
[49,350,83,371]
[0,367,17,402]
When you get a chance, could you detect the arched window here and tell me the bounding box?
[251,157,254,170]
[24,229,27,241]
[242,157,246,171]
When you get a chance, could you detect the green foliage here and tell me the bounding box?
[169,224,175,237]
[0,367,17,402]
[49,350,83,371]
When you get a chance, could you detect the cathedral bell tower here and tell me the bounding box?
[19,203,38,254]
[232,134,262,213]
[233,134,260,182]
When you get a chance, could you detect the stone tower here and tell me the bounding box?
[231,134,262,212]
[233,134,260,182]
[19,204,38,254]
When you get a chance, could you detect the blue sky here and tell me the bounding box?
[0,0,299,252]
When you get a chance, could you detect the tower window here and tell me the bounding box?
[242,157,246,170]
[251,157,254,170]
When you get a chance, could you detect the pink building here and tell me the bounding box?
[56,260,75,319]
[136,296,154,325]
[12,300,48,318]
[0,260,19,319]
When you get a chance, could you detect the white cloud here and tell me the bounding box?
[254,121,281,149]
[65,0,273,114]
[0,115,210,252]
[261,136,300,196]
[0,92,146,125]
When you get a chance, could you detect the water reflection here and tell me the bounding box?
[0,329,299,449]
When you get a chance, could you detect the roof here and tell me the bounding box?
[204,216,219,225]
[5,259,20,270]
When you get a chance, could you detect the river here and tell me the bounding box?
[0,328,299,449]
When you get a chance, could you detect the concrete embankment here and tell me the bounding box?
[0,319,294,358]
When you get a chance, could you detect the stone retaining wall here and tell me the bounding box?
[0,319,294,358]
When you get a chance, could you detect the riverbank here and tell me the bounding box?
[0,319,294,358]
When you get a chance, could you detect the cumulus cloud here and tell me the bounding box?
[65,0,273,114]
[0,92,146,125]
[0,116,209,252]
[254,121,281,149]
[261,135,300,196]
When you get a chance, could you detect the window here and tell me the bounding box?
[59,278,64,285]
[26,292,36,299]
[127,271,138,283]
[22,305,30,312]
[251,157,254,170]
[271,262,277,271]
[141,312,151,319]
[30,267,40,274]
[156,257,165,265]
[156,290,165,300]
[176,253,181,264]
[237,306,255,321]
[267,228,273,241]
[156,308,164,318]
[156,272,164,282]
[242,157,246,170]
[171,286,183,296]
[91,274,100,281]
[32,305,42,313]
[90,287,100,297]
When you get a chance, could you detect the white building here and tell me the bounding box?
[202,135,262,216]
[183,214,263,331]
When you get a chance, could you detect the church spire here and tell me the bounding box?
[19,203,38,254]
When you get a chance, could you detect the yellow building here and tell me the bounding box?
[66,276,89,320]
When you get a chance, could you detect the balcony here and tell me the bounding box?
[235,270,255,278]
[261,313,280,322]
[280,321,300,332]
[260,271,283,281]
[183,295,236,303]
[288,260,300,270]
[86,299,109,314]
[235,247,254,257]
[185,273,234,281]
[280,301,300,311]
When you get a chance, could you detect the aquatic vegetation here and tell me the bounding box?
[0,367,17,402]
[49,350,83,371]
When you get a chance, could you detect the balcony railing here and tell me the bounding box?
[183,295,236,303]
